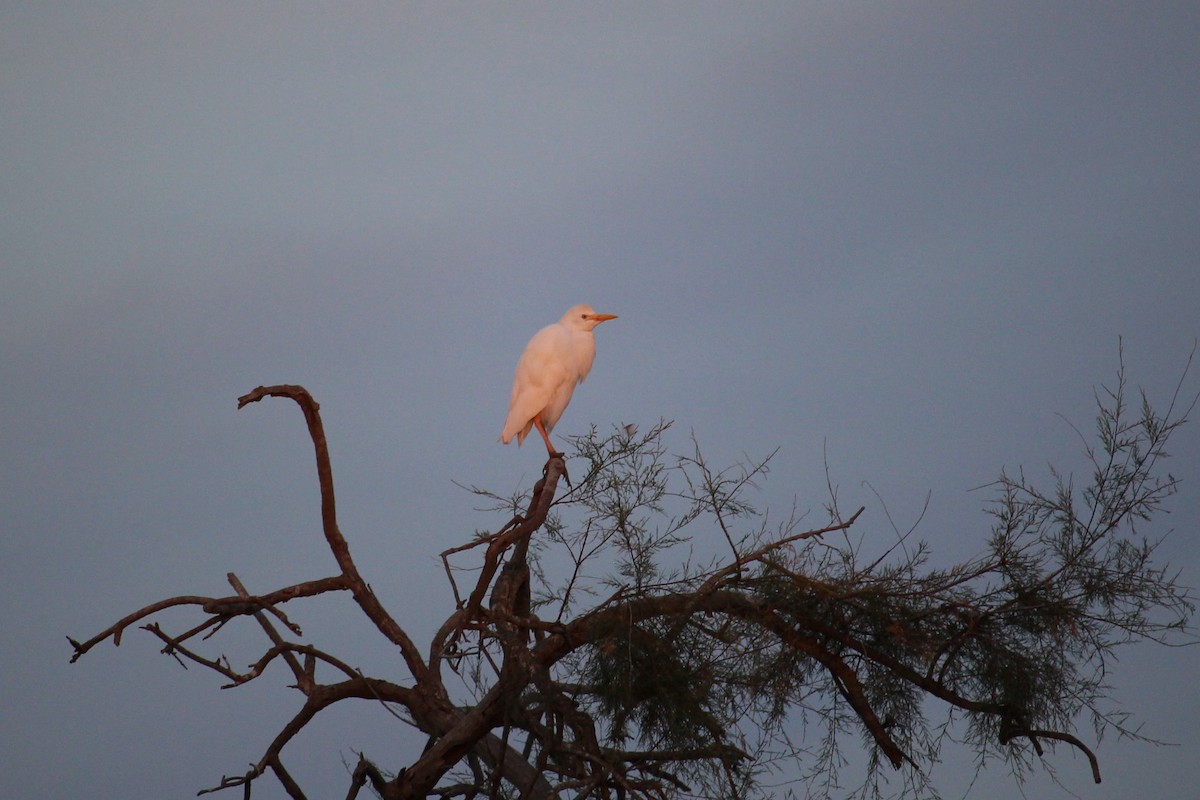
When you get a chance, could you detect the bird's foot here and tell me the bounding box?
[543,452,572,486]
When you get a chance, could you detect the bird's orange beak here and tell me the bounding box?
[589,313,618,323]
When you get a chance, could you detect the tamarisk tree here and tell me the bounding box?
[70,356,1195,799]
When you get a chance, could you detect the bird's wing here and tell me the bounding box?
[500,325,574,443]
[537,329,596,433]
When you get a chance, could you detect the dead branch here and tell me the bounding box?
[237,385,430,684]
[228,572,306,685]
[430,456,567,679]
[67,575,349,662]
[1001,727,1102,784]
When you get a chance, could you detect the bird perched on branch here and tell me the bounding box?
[500,304,617,456]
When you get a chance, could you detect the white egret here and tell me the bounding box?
[500,304,618,456]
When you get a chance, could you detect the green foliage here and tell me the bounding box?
[586,615,719,748]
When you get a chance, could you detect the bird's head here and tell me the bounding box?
[562,304,618,331]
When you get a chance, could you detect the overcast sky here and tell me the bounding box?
[3,4,1198,799]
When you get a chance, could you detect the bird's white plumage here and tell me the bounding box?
[500,304,617,454]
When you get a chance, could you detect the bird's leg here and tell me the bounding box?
[533,416,571,483]
[533,416,562,458]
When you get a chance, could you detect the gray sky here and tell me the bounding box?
[3,4,1198,798]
